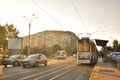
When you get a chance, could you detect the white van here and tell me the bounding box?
[55,50,68,59]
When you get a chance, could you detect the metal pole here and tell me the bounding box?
[118,58,120,70]
[28,23,31,56]
[23,14,38,56]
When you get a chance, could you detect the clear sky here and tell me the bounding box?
[0,0,120,46]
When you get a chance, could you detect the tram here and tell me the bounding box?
[77,37,98,64]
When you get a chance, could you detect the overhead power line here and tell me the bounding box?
[30,0,70,31]
[70,0,88,32]
[100,18,120,29]
[93,28,120,35]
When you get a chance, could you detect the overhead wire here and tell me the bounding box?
[30,0,70,31]
[92,28,120,35]
[98,18,120,30]
[70,0,88,32]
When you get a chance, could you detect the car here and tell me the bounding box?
[2,54,26,67]
[55,50,68,59]
[22,53,47,68]
[116,55,120,60]
[0,54,8,65]
[108,52,120,61]
[73,54,77,58]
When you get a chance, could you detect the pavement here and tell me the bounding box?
[89,58,120,80]
[0,66,4,74]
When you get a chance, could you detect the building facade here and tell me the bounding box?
[22,30,78,49]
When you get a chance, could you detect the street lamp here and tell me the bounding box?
[23,14,38,56]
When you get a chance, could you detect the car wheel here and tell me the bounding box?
[14,61,19,66]
[35,62,39,67]
[44,61,47,66]
[19,62,23,66]
[4,65,7,67]
[23,65,26,68]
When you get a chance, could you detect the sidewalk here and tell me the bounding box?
[0,65,4,74]
[89,58,120,80]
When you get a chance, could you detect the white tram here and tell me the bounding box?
[77,37,98,64]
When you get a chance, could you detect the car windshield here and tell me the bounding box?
[55,51,67,56]
[9,55,19,59]
[28,54,39,59]
[113,53,120,56]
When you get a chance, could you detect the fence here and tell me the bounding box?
[108,57,120,70]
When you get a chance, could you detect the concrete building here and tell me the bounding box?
[22,30,78,49]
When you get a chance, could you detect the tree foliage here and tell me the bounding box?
[30,47,39,54]
[21,44,75,57]
[112,40,120,51]
[0,25,7,49]
[64,46,73,55]
[52,44,62,54]
[6,24,19,38]
[22,46,28,55]
[0,24,19,50]
[0,24,19,56]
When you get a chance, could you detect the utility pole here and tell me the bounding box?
[23,14,38,56]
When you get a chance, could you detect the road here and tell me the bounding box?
[0,57,93,80]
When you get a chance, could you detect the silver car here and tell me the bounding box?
[2,54,26,67]
[22,53,47,68]
[108,52,120,61]
[55,50,68,59]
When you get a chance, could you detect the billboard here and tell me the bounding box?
[8,38,22,49]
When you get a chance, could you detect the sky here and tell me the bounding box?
[0,0,120,46]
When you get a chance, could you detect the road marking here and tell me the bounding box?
[0,57,76,79]
[34,65,74,80]
[0,70,31,79]
[0,61,66,79]
[20,65,64,80]
[76,72,84,80]
[49,68,73,80]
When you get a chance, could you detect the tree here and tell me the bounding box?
[30,47,39,54]
[64,46,73,56]
[22,46,28,55]
[112,40,120,51]
[51,44,62,54]
[117,44,120,51]
[0,24,19,50]
[6,24,19,38]
[0,25,7,49]
[111,40,120,52]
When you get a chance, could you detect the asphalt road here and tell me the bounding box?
[0,57,93,80]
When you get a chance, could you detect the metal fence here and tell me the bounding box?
[107,57,120,70]
[113,58,120,70]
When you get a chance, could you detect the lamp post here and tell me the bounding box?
[23,14,38,56]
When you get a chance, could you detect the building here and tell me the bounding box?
[22,30,78,49]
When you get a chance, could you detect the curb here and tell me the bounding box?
[89,66,100,80]
[0,65,4,74]
[89,65,120,80]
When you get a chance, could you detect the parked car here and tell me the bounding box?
[73,54,77,58]
[22,53,47,68]
[2,54,27,67]
[116,55,120,59]
[107,52,120,61]
[0,54,9,65]
[55,50,68,59]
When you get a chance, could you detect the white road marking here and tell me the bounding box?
[49,68,73,80]
[20,65,64,80]
[0,70,31,79]
[76,72,84,80]
[34,65,74,80]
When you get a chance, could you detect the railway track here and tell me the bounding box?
[0,57,94,80]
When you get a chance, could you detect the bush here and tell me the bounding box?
[52,44,62,54]
[64,46,73,56]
